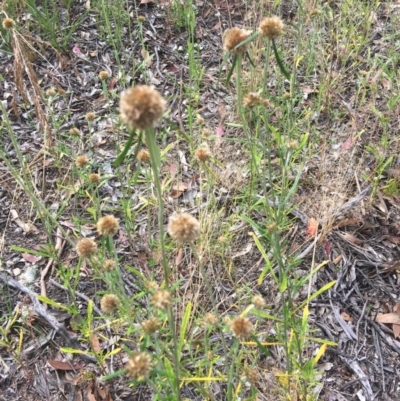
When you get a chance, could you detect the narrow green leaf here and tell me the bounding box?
[272,39,290,80]
[178,302,192,360]
[36,295,69,311]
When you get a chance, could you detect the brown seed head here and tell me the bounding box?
[125,352,152,380]
[196,116,204,125]
[252,295,266,309]
[283,92,291,99]
[137,149,151,163]
[98,71,110,80]
[259,16,284,40]
[89,173,100,183]
[97,215,119,236]
[119,85,166,130]
[2,18,15,30]
[224,27,252,55]
[202,129,211,138]
[230,316,253,339]
[85,112,95,122]
[168,213,200,243]
[100,294,120,313]
[76,238,97,258]
[151,289,172,310]
[141,317,161,334]
[243,92,262,109]
[137,15,146,23]
[146,281,159,292]
[103,259,116,272]
[266,222,277,233]
[46,88,56,97]
[286,139,299,150]
[244,367,259,386]
[69,127,80,136]
[204,313,218,326]
[75,155,88,168]
[195,147,211,163]
[262,99,270,107]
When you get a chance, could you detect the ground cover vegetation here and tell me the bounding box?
[1,0,400,400]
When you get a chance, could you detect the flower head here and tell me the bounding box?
[223,27,252,55]
[100,294,120,313]
[2,18,15,30]
[259,16,284,40]
[46,88,56,97]
[244,367,258,386]
[125,352,152,380]
[151,289,172,310]
[204,313,218,326]
[137,149,151,163]
[69,127,80,136]
[97,215,119,236]
[142,317,161,334]
[85,112,96,122]
[243,92,262,109]
[103,259,116,272]
[286,139,299,150]
[168,213,200,243]
[98,71,110,80]
[195,147,211,163]
[75,155,88,168]
[76,238,97,258]
[119,85,166,130]
[89,173,100,183]
[252,295,266,309]
[229,316,253,339]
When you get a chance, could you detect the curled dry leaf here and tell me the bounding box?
[375,313,400,325]
[306,217,318,236]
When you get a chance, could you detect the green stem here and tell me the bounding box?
[145,127,181,401]
[113,128,138,168]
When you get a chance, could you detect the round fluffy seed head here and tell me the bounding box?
[76,238,97,258]
[137,15,146,22]
[223,27,252,55]
[85,112,95,122]
[137,149,151,163]
[286,139,299,150]
[125,352,152,380]
[103,259,116,272]
[252,295,266,309]
[89,173,100,183]
[195,147,211,163]
[167,213,200,243]
[202,129,211,138]
[2,18,15,30]
[100,294,120,313]
[119,85,166,130]
[244,367,259,386]
[97,215,119,236]
[204,313,218,326]
[146,281,159,292]
[259,16,284,40]
[243,92,262,109]
[230,316,253,339]
[151,289,172,310]
[98,70,109,80]
[75,155,88,168]
[46,88,56,97]
[196,116,204,125]
[266,222,277,233]
[141,317,161,334]
[69,127,80,136]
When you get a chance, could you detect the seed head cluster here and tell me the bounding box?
[89,173,100,183]
[100,294,120,313]
[2,18,15,30]
[75,155,88,168]
[259,16,284,40]
[151,289,172,310]
[224,27,252,55]
[141,317,161,334]
[120,85,166,130]
[230,316,253,339]
[125,352,152,380]
[195,147,211,163]
[137,149,151,163]
[103,259,116,272]
[98,71,110,80]
[97,215,119,236]
[76,238,97,258]
[167,213,200,243]
[243,92,262,109]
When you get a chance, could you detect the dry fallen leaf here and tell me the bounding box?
[393,303,400,338]
[306,218,318,236]
[340,311,354,322]
[375,313,400,325]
